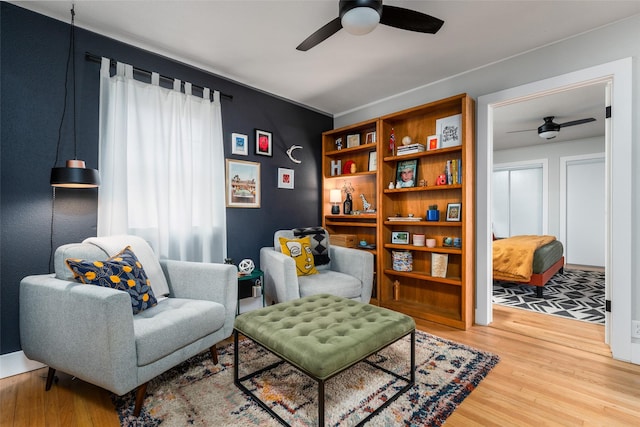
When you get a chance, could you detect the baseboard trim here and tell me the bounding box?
[0,351,46,379]
[632,341,640,365]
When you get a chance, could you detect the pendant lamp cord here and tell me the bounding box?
[52,4,76,168]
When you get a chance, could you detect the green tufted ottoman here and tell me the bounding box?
[233,294,415,426]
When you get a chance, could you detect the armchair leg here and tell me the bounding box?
[45,367,56,391]
[210,344,218,365]
[133,382,148,417]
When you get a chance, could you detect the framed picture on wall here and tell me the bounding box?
[231,133,248,155]
[226,159,260,208]
[255,129,272,156]
[277,168,294,189]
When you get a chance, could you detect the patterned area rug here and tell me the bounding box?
[493,269,605,324]
[114,331,499,426]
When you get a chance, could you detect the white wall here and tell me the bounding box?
[494,136,605,239]
[334,14,639,324]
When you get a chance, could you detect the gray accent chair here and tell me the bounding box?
[19,235,237,417]
[260,229,374,304]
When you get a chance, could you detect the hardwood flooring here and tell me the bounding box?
[2,305,639,426]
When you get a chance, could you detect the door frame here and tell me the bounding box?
[476,58,633,362]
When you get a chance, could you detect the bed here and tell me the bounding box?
[492,234,564,297]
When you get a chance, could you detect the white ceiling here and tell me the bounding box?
[13,0,640,149]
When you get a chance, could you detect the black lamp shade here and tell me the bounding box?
[51,160,100,188]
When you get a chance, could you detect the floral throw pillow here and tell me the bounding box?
[66,246,158,314]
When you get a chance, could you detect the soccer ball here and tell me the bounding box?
[238,259,255,275]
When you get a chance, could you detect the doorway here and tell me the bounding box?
[476,58,633,362]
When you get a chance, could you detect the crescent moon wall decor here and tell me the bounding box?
[286,145,303,163]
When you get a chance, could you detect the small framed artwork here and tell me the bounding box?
[368,151,377,171]
[277,168,294,189]
[226,159,260,208]
[391,231,410,245]
[255,129,272,156]
[365,131,376,144]
[436,114,462,148]
[426,134,439,151]
[231,133,248,155]
[346,133,360,148]
[446,202,462,221]
[395,159,418,188]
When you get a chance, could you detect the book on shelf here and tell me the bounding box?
[444,158,462,185]
[397,143,425,156]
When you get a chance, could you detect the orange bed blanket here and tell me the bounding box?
[492,235,556,282]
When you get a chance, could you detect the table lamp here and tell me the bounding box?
[330,189,342,214]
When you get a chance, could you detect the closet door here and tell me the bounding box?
[564,156,605,266]
[493,164,543,237]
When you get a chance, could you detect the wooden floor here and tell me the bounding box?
[2,305,639,426]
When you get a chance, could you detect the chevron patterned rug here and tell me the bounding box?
[492,269,605,324]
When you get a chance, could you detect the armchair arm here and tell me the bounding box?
[260,247,300,303]
[160,260,238,337]
[329,246,374,303]
[19,274,138,395]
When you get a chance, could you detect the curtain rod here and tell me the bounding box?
[85,52,233,101]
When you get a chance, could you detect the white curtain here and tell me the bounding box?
[97,57,226,262]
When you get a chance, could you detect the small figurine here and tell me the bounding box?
[335,137,342,150]
[388,181,395,190]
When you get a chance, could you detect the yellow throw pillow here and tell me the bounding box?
[279,236,319,276]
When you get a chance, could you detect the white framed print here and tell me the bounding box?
[231,133,248,155]
[277,168,294,189]
[436,114,462,148]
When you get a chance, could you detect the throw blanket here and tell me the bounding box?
[493,235,556,282]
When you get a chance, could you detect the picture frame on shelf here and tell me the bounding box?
[395,159,418,188]
[255,129,272,156]
[346,133,360,148]
[391,231,410,245]
[436,114,462,148]
[431,253,449,278]
[231,133,248,155]
[365,131,376,144]
[426,134,439,151]
[277,168,294,189]
[446,202,462,221]
[226,159,260,208]
[368,151,377,171]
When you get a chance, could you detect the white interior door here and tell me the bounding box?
[561,155,605,267]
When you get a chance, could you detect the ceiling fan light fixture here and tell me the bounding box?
[341,7,380,35]
[538,130,559,139]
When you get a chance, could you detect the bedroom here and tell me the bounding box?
[490,83,607,326]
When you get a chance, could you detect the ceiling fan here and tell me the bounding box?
[508,116,596,140]
[296,0,444,51]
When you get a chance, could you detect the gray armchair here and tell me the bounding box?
[260,229,374,304]
[19,235,237,417]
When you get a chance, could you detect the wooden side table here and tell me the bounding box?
[237,268,264,315]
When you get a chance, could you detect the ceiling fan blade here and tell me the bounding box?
[558,117,596,128]
[379,5,444,34]
[296,17,343,51]
[506,128,537,134]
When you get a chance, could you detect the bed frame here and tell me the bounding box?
[520,256,565,298]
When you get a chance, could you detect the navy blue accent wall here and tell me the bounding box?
[0,3,332,354]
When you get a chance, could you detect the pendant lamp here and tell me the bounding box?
[50,5,100,188]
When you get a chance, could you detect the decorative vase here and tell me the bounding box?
[427,209,440,221]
